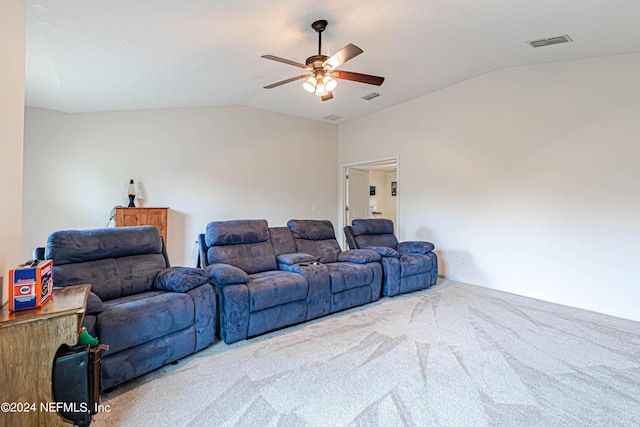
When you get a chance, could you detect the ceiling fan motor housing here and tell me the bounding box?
[306,55,329,69]
[305,55,331,82]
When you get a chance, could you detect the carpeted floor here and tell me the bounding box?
[92,280,640,426]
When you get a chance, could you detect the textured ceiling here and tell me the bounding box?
[25,0,640,124]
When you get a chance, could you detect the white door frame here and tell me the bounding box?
[346,167,370,225]
[338,156,399,248]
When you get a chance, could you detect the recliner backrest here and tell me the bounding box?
[350,219,399,250]
[268,226,297,256]
[205,219,277,274]
[45,226,168,301]
[344,226,357,250]
[287,219,342,263]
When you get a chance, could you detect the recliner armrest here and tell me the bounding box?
[86,291,104,315]
[205,263,250,285]
[277,252,319,266]
[364,246,399,258]
[154,267,209,293]
[397,241,435,255]
[337,249,381,264]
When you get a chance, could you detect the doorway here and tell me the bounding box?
[340,157,398,247]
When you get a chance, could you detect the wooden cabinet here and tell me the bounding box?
[0,285,90,427]
[115,207,168,245]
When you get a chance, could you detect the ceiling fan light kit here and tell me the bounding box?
[261,20,385,101]
[302,77,317,93]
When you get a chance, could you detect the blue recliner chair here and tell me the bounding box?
[287,219,383,312]
[42,226,217,389]
[344,218,438,296]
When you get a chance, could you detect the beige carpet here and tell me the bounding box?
[92,279,640,426]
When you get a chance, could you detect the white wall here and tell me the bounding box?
[0,0,26,305]
[339,53,640,321]
[369,169,397,226]
[23,106,338,266]
[368,170,388,217]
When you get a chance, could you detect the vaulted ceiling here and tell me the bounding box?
[26,0,640,124]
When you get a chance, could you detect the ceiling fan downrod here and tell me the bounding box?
[311,20,328,56]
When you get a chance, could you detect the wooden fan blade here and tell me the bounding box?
[321,92,333,101]
[331,70,385,86]
[323,44,363,70]
[263,75,309,89]
[261,55,308,69]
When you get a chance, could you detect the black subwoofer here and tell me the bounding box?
[52,344,96,426]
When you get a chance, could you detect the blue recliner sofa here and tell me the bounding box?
[287,219,383,312]
[43,226,217,389]
[344,218,438,296]
[199,219,325,344]
[199,219,383,344]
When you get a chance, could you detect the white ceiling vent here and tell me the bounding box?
[322,114,342,121]
[527,35,573,48]
[362,92,381,101]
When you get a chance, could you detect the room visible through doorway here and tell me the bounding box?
[341,158,398,247]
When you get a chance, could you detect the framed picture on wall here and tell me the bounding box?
[391,181,397,196]
[370,186,376,195]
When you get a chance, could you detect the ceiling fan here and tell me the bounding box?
[261,20,385,101]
